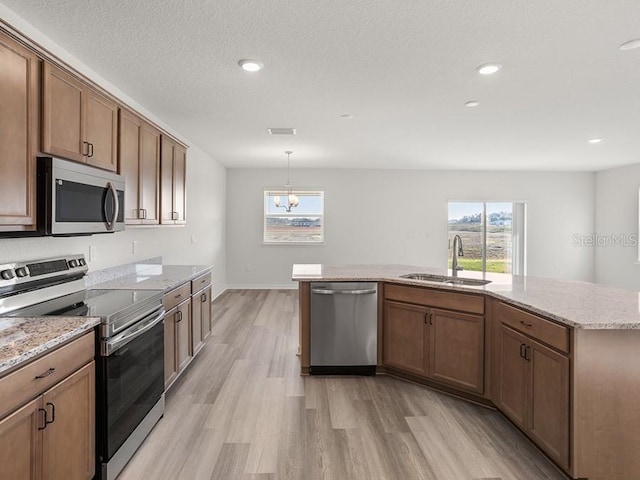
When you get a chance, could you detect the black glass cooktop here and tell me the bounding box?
[8,288,163,323]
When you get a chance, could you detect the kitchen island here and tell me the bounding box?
[293,264,640,480]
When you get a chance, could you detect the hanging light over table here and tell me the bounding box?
[274,150,299,212]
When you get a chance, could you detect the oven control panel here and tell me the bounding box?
[0,254,88,290]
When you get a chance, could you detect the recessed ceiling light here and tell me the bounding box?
[340,114,354,119]
[588,138,603,144]
[465,101,480,107]
[476,63,502,75]
[268,128,296,135]
[238,59,263,72]
[620,39,640,51]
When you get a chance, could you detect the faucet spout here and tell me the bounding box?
[452,235,464,277]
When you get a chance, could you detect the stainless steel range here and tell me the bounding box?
[0,254,165,480]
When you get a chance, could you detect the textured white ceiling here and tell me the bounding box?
[2,0,640,171]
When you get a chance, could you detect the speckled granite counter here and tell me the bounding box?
[92,264,212,292]
[0,317,99,376]
[292,264,640,329]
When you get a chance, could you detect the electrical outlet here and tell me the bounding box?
[132,240,139,254]
[89,246,96,262]
[190,235,197,244]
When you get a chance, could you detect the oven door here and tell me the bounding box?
[96,308,165,462]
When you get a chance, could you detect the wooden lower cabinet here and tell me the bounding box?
[496,323,570,470]
[0,360,95,480]
[428,308,484,394]
[383,300,428,376]
[191,286,212,355]
[164,298,192,389]
[383,299,485,394]
[0,397,40,480]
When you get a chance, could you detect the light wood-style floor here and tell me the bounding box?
[118,289,567,480]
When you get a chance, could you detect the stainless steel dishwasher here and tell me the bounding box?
[310,282,378,375]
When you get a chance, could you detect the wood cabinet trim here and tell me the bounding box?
[497,301,569,353]
[384,283,484,315]
[0,333,94,420]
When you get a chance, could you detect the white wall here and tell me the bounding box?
[227,169,595,287]
[594,163,640,290]
[0,6,227,296]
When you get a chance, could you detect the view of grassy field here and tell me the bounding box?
[448,222,512,273]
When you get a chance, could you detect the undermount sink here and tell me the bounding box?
[400,273,492,286]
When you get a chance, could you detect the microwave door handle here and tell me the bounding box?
[104,182,119,231]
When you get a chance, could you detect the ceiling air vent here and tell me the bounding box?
[268,128,296,135]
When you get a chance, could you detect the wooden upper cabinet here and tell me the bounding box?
[119,109,160,224]
[0,32,39,231]
[160,135,187,225]
[84,88,118,171]
[42,61,117,171]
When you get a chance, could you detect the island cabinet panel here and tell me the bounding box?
[385,283,484,315]
[495,320,570,471]
[383,284,486,396]
[384,300,429,376]
[428,308,484,394]
[0,31,39,231]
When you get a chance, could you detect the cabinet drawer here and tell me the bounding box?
[385,283,484,315]
[164,282,191,311]
[497,302,569,353]
[0,332,94,419]
[191,271,211,294]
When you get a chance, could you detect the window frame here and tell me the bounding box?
[263,189,325,245]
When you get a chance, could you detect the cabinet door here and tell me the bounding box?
[85,87,118,171]
[528,339,570,470]
[119,109,142,223]
[176,300,192,372]
[160,136,175,224]
[496,324,529,429]
[201,286,212,340]
[42,62,85,162]
[0,397,41,480]
[172,144,187,224]
[41,362,95,480]
[139,122,161,224]
[0,33,38,230]
[191,292,204,356]
[428,308,484,394]
[164,305,178,389]
[383,300,428,377]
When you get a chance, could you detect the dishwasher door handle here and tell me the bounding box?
[311,288,377,295]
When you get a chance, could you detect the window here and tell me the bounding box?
[264,190,324,244]
[448,202,526,275]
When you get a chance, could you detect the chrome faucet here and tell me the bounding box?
[451,235,464,277]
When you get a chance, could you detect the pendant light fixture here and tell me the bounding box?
[273,151,299,212]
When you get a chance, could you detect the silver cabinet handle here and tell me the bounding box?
[311,288,377,295]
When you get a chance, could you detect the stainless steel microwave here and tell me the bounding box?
[38,156,125,236]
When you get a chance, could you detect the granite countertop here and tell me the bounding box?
[0,317,100,376]
[93,264,212,292]
[292,264,640,330]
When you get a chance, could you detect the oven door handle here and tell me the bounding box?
[101,309,165,356]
